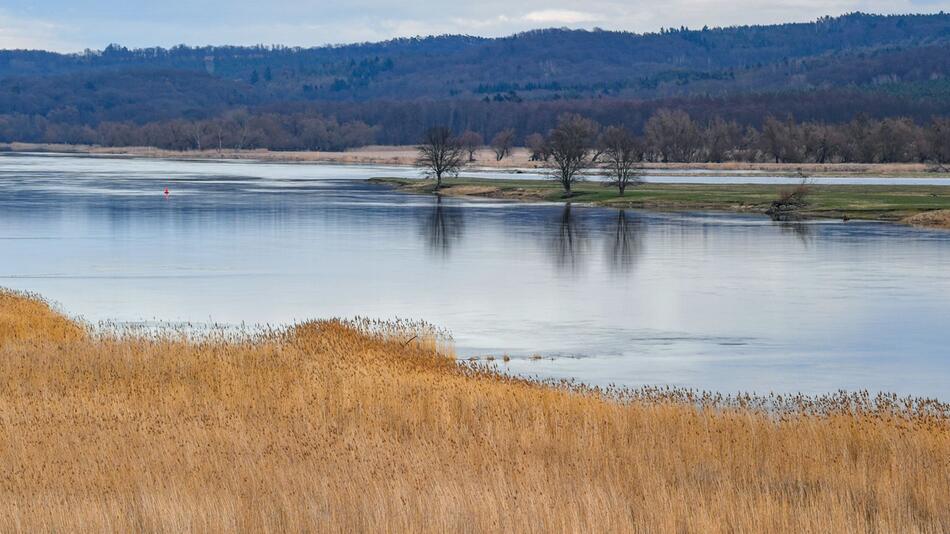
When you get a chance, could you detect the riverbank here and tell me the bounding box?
[1,289,947,532]
[373,177,950,227]
[4,142,950,177]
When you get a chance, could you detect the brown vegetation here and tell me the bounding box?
[903,209,950,229]
[0,290,948,532]
[7,142,950,178]
[767,180,813,217]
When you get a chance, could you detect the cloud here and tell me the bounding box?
[0,10,81,51]
[523,9,601,24]
[3,0,950,51]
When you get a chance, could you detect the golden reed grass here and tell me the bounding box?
[0,289,947,533]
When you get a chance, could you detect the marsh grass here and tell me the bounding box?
[0,289,947,532]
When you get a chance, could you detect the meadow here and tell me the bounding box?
[375,177,950,225]
[0,289,947,532]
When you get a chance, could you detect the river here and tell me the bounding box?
[2,153,949,398]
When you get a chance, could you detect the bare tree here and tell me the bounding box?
[760,115,803,163]
[801,122,840,164]
[191,122,204,151]
[417,126,465,188]
[876,117,926,163]
[927,117,950,171]
[491,128,515,161]
[599,126,641,195]
[704,116,742,163]
[210,118,226,152]
[644,108,700,162]
[525,133,547,161]
[458,130,483,162]
[546,114,599,197]
[228,110,251,150]
[767,175,812,218]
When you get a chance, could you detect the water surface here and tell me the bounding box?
[2,153,949,398]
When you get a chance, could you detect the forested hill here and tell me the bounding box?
[2,12,950,152]
[4,12,950,101]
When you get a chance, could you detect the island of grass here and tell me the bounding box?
[372,176,950,227]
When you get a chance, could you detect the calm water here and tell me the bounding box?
[3,153,950,399]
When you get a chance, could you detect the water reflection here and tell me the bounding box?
[548,204,588,273]
[778,221,815,246]
[605,210,643,273]
[3,153,950,399]
[420,196,465,258]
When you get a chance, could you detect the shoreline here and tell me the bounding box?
[4,141,950,177]
[371,177,950,229]
[5,142,949,228]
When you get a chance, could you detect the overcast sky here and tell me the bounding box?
[1,0,948,52]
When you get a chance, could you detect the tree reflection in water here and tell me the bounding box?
[548,204,588,273]
[605,210,643,273]
[420,196,465,258]
[777,220,815,246]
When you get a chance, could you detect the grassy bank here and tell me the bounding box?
[373,177,950,225]
[0,289,947,532]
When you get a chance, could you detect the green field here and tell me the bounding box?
[373,177,950,222]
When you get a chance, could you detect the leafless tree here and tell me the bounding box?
[491,128,515,161]
[927,117,950,171]
[525,133,547,161]
[417,126,465,188]
[191,122,204,151]
[760,115,803,163]
[599,126,642,195]
[800,122,839,164]
[458,130,483,162]
[876,117,926,163]
[767,175,812,218]
[644,108,700,162]
[209,118,226,152]
[545,114,599,197]
[229,111,251,150]
[704,116,742,163]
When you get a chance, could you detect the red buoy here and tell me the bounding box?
[164,187,169,196]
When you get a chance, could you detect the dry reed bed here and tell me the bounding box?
[0,289,947,533]
[904,209,950,229]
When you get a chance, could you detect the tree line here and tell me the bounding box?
[416,115,642,196]
[619,110,950,165]
[3,106,948,168]
[0,111,377,152]
[418,112,950,196]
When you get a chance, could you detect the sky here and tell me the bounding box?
[1,0,948,52]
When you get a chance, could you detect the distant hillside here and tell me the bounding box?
[4,12,950,101]
[1,12,950,152]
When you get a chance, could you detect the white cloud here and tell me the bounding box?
[4,0,950,51]
[449,15,513,31]
[523,9,601,24]
[0,10,81,51]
